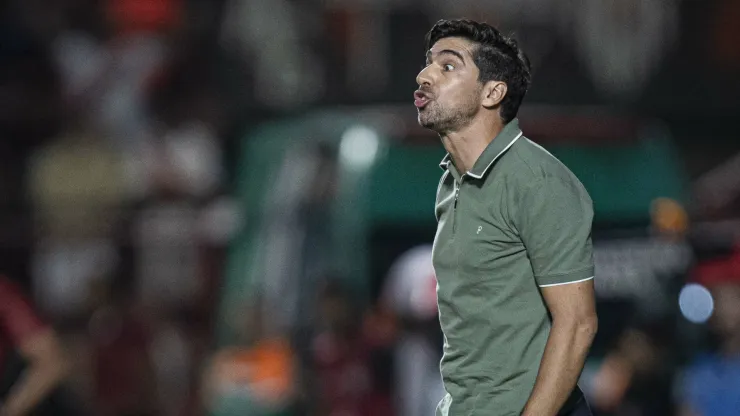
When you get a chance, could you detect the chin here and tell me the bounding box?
[419,118,449,135]
[417,113,436,130]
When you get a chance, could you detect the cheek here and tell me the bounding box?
[452,80,481,104]
[439,83,466,106]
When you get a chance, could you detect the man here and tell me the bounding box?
[415,19,598,415]
[0,274,69,416]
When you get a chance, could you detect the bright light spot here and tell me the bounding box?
[679,283,714,324]
[339,126,379,170]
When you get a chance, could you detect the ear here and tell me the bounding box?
[481,81,507,109]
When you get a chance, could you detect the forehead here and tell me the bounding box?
[429,36,476,59]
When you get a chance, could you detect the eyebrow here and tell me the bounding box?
[426,49,466,64]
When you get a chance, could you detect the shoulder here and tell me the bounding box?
[503,136,591,200]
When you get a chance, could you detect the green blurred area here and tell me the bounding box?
[218,109,687,345]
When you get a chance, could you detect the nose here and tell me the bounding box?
[416,65,432,87]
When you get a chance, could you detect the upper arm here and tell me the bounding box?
[540,279,596,323]
[515,176,595,287]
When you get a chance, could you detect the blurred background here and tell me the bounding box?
[0,0,738,415]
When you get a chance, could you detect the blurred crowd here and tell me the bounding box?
[0,0,236,415]
[0,1,737,416]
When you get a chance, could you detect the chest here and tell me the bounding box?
[432,175,523,275]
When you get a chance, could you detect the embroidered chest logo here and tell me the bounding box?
[477,226,483,234]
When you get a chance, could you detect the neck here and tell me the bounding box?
[440,117,505,174]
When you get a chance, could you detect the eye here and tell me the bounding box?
[443,63,455,71]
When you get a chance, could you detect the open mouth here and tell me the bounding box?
[414,90,431,108]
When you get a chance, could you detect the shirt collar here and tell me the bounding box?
[438,118,524,179]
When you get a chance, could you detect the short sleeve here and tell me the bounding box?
[515,177,595,286]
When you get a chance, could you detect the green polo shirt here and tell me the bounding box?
[432,119,595,416]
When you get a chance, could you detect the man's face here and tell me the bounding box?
[415,37,483,133]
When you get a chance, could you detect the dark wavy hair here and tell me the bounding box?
[425,19,532,123]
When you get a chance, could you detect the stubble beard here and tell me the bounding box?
[418,97,480,135]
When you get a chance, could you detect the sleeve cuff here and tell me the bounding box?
[536,266,595,287]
